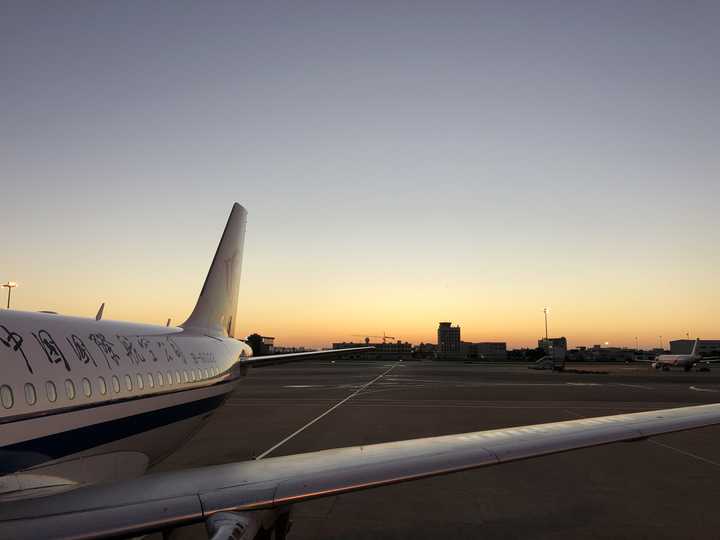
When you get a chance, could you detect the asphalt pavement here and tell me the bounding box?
[151,360,720,539]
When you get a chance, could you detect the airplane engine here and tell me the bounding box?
[205,508,292,540]
[206,511,261,540]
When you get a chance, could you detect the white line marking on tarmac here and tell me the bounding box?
[616,383,654,390]
[255,363,398,460]
[566,382,601,386]
[689,386,719,393]
[650,440,720,468]
[283,385,318,388]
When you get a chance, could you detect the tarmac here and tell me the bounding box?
[150,360,720,539]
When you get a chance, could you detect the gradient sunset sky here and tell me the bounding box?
[2,2,718,349]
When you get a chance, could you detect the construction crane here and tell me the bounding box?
[351,332,396,344]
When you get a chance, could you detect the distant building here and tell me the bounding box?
[413,342,437,359]
[468,342,507,361]
[538,337,567,360]
[508,347,547,362]
[438,322,462,354]
[272,346,314,354]
[567,344,635,362]
[245,333,275,356]
[670,339,720,356]
[332,341,411,360]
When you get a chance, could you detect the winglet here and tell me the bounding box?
[692,338,701,356]
[181,203,247,337]
[95,303,105,321]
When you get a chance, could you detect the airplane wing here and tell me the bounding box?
[240,346,374,368]
[2,402,720,539]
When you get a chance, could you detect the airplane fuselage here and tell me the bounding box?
[0,309,252,499]
[652,354,699,370]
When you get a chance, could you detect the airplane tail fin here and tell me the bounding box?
[692,338,701,356]
[181,203,247,337]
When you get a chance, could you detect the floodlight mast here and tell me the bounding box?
[1,281,17,309]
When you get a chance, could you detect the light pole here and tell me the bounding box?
[1,282,17,309]
[635,336,639,351]
[658,335,663,350]
[543,307,549,342]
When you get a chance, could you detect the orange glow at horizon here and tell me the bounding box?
[6,247,717,352]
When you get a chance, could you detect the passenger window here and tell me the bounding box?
[46,381,57,402]
[125,375,133,391]
[65,379,76,400]
[147,373,154,388]
[157,372,164,387]
[0,385,14,409]
[136,374,144,390]
[98,376,107,395]
[189,370,196,382]
[204,369,209,379]
[24,383,37,406]
[182,371,188,383]
[81,378,92,398]
[165,371,172,386]
[112,375,121,393]
[174,371,181,384]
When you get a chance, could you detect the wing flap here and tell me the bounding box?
[3,403,720,539]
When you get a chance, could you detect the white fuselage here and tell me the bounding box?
[653,353,697,369]
[0,309,252,499]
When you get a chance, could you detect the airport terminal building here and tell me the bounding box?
[670,339,720,355]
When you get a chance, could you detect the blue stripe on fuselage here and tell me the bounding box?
[0,391,230,475]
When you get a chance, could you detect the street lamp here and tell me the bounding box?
[543,307,550,342]
[635,336,639,351]
[1,282,18,309]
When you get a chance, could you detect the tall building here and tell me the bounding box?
[438,322,461,353]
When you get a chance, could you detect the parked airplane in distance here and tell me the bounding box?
[648,339,720,372]
[2,203,720,540]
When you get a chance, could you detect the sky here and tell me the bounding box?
[1,1,719,349]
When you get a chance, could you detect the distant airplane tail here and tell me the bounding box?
[692,338,701,356]
[181,203,247,337]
